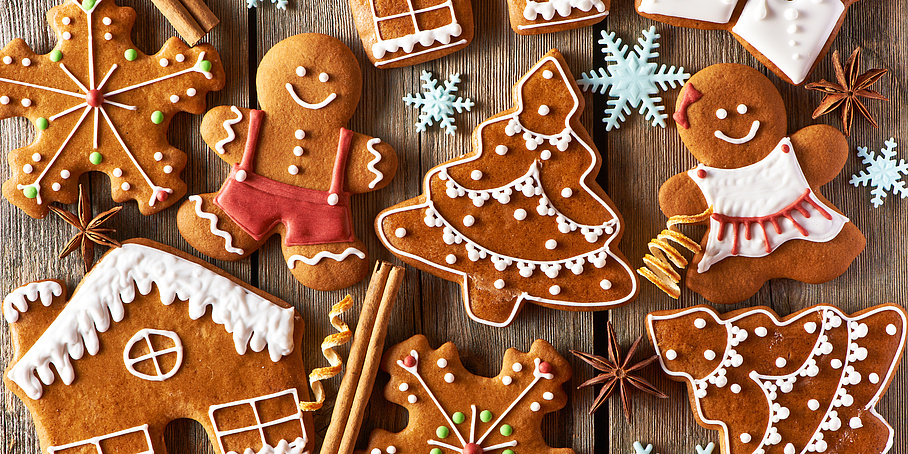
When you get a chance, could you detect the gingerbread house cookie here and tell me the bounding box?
[507,0,610,35]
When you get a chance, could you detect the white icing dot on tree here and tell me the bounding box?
[549,285,560,295]
[805,322,817,333]
[159,58,168,67]
[407,394,417,403]
[664,349,677,360]
[494,279,505,289]
[755,327,768,337]
[294,146,304,156]
[808,399,820,411]
[176,54,185,63]
[887,324,897,335]
[112,168,123,177]
[600,279,612,290]
[319,72,329,82]
[502,375,512,385]
[295,129,305,140]
[154,152,164,161]
[60,170,70,179]
[495,145,508,155]
[775,357,787,368]
[703,349,716,361]
[121,182,131,191]
[530,402,541,411]
[542,70,553,79]
[444,373,454,383]
[21,98,32,107]
[538,105,550,116]
[543,392,554,400]
[446,254,457,264]
[514,208,527,220]
[31,153,41,162]
[694,318,706,329]
[398,383,409,392]
[471,170,483,180]
[52,183,61,191]
[545,239,557,249]
[561,188,572,198]
[395,228,407,238]
[512,362,523,372]
[163,165,173,174]
[740,433,751,443]
[288,165,299,175]
[170,95,179,103]
[22,164,33,174]
[437,358,447,368]
[187,88,197,97]
[463,215,475,227]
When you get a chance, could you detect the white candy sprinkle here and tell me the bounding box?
[121,182,130,191]
[776,357,787,368]
[805,322,817,333]
[371,449,380,454]
[549,285,560,295]
[545,239,557,250]
[869,373,880,384]
[543,392,554,401]
[31,153,41,162]
[62,17,71,25]
[386,447,397,454]
[0,96,9,105]
[398,383,409,392]
[540,149,552,160]
[446,254,457,264]
[512,363,523,372]
[703,349,716,361]
[159,58,169,67]
[295,129,305,140]
[471,170,482,180]
[494,279,505,289]
[808,399,820,411]
[731,384,741,394]
[63,32,73,40]
[407,395,417,403]
[463,215,475,227]
[170,95,179,103]
[319,72,329,82]
[2,56,10,65]
[887,324,897,335]
[600,279,612,290]
[395,228,407,238]
[664,349,677,360]
[444,373,454,383]
[288,165,299,175]
[495,145,508,155]
[694,318,707,329]
[737,104,748,114]
[514,209,527,220]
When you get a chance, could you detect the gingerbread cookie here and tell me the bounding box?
[3,239,314,454]
[376,50,637,327]
[359,335,573,454]
[347,0,473,68]
[0,0,225,218]
[177,33,398,291]
[507,0,610,35]
[647,304,907,454]
[635,0,858,85]
[641,63,864,304]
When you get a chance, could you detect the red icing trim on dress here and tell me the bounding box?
[673,83,702,129]
[711,189,833,255]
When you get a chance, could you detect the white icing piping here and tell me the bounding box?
[374,40,468,67]
[369,0,462,63]
[48,423,153,454]
[3,281,63,323]
[714,120,761,145]
[523,0,606,21]
[7,243,296,400]
[188,195,244,255]
[215,106,243,154]
[517,11,609,30]
[209,388,309,454]
[647,305,906,454]
[122,328,183,382]
[286,247,366,269]
[366,138,384,189]
[285,83,337,110]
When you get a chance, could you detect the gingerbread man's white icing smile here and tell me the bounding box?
[713,104,760,145]
[285,66,337,109]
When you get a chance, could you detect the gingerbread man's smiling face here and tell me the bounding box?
[673,64,788,169]
[256,33,362,125]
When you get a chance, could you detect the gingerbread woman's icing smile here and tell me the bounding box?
[285,66,337,109]
[713,104,760,145]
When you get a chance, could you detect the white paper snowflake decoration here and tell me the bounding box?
[850,138,908,208]
[403,70,473,136]
[578,26,689,131]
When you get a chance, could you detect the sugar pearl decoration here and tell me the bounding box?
[386,447,397,454]
[22,164,33,174]
[437,358,447,368]
[62,17,71,25]
[371,449,380,454]
[159,58,168,67]
[502,376,512,385]
[540,149,552,160]
[776,357,787,368]
[543,392,554,401]
[176,54,185,63]
[32,153,41,162]
[0,96,9,105]
[694,318,706,329]
[112,168,123,177]
[294,146,304,156]
[542,70,554,79]
[235,170,248,182]
[887,324,897,335]
[561,188,572,198]
[664,349,677,360]
[296,66,306,77]
[740,433,751,443]
[716,108,727,119]
[187,88,197,97]
[463,215,475,227]
[549,285,560,295]
[407,394,417,403]
[21,98,32,107]
[850,417,863,429]
[446,254,457,264]
[869,373,880,384]
[494,279,505,289]
[61,170,70,179]
[808,399,820,411]
[737,104,748,114]
[319,72,329,82]
[288,165,299,175]
[703,349,716,361]
[444,373,454,383]
[102,17,112,25]
[170,95,180,103]
[804,322,817,333]
[52,183,61,191]
[530,402,541,411]
[514,209,527,220]
[784,443,795,454]
[104,33,112,41]
[395,228,407,238]
[295,129,305,140]
[2,56,10,65]
[730,384,741,394]
[545,239,557,250]
[154,152,164,161]
[121,182,131,191]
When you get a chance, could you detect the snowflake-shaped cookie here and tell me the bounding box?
[578,26,689,131]
[850,138,907,208]
[403,71,473,136]
[0,0,225,218]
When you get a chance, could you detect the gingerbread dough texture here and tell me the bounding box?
[3,239,315,454]
[661,63,864,304]
[648,304,907,454]
[177,33,398,292]
[1,0,225,218]
[377,49,637,327]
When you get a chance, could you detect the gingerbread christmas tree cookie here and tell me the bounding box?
[648,304,907,454]
[377,50,637,327]
[1,0,225,218]
[359,335,574,454]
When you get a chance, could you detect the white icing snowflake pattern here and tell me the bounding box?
[403,70,473,136]
[850,138,907,208]
[577,26,690,131]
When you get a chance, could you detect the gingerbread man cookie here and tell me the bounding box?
[376,50,637,327]
[648,63,864,304]
[648,304,907,454]
[177,33,398,291]
[507,0,610,35]
[3,239,314,454]
[359,335,574,454]
[1,0,225,218]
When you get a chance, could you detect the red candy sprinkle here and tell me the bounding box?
[464,443,482,454]
[697,169,707,179]
[157,191,169,202]
[403,355,416,367]
[539,361,552,374]
[86,89,103,108]
[782,144,791,154]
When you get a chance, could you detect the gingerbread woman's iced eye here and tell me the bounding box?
[319,72,329,83]
[296,66,306,77]
[737,104,748,114]
[716,108,728,120]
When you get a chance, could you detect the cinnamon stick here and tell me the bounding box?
[149,0,218,45]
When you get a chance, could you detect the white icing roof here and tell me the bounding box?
[6,243,296,400]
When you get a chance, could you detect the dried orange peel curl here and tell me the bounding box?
[299,295,354,412]
[637,207,713,299]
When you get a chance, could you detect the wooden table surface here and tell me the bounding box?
[2,1,906,454]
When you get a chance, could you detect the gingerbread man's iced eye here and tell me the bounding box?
[737,104,748,114]
[296,66,306,77]
[319,72,329,83]
[716,108,728,120]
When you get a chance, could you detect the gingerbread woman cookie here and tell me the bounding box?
[648,304,907,454]
[358,335,574,454]
[1,0,225,218]
[3,239,314,454]
[177,33,397,291]
[376,50,637,327]
[646,63,864,304]
[507,0,610,35]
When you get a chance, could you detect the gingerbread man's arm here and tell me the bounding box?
[199,105,254,167]
[790,124,849,188]
[345,132,398,194]
[659,172,709,220]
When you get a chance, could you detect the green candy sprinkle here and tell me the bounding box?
[200,60,212,72]
[431,449,442,454]
[89,151,103,165]
[35,117,49,131]
[23,186,38,199]
[436,426,449,439]
[500,424,513,436]
[81,0,96,11]
[49,50,62,62]
[503,450,515,454]
[151,111,164,125]
[452,412,466,424]
[124,49,138,61]
[480,410,493,423]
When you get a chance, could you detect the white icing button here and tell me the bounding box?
[21,98,32,107]
[437,358,448,368]
[319,72,329,82]
[104,33,112,41]
[102,17,112,25]
[186,88,197,97]
[540,149,552,160]
[31,153,41,162]
[112,168,123,177]
[170,95,179,103]
[737,104,748,114]
[502,376,512,385]
[327,193,339,205]
[694,318,707,329]
[293,146,304,156]
[740,433,751,444]
[444,373,454,383]
[549,285,560,295]
[296,66,306,77]
[288,165,299,175]
[561,188,572,198]
[407,394,417,403]
[869,373,880,384]
[887,324,897,335]
[808,399,820,411]
[731,384,742,394]
[60,170,70,179]
[850,417,863,429]
[530,402,541,411]
[716,108,727,120]
[21,58,31,67]
[776,357,787,368]
[398,383,409,392]
[512,363,523,372]
[543,392,554,401]
[394,228,407,238]
[0,96,9,105]
[62,17,71,25]
[494,279,505,289]
[600,279,612,290]
[538,105,550,116]
[703,349,716,361]
[295,129,305,140]
[121,182,131,191]
[495,145,508,155]
[542,70,554,79]
[664,349,677,360]
[235,170,247,182]
[52,183,61,191]
[154,152,164,161]
[445,254,457,264]
[545,239,557,250]
[2,56,10,65]
[514,209,527,220]
[755,327,768,337]
[159,58,168,67]
[805,322,817,333]
[175,54,185,63]
[471,170,482,180]
[463,215,475,227]
[22,164,33,174]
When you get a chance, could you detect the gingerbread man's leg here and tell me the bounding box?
[176,193,265,261]
[281,241,370,291]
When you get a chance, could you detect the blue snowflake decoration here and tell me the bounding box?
[632,441,715,454]
[403,71,473,136]
[247,0,288,9]
[578,26,690,131]
[850,138,907,208]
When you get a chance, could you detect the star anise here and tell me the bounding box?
[49,185,122,272]
[805,47,888,136]
[571,321,667,420]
